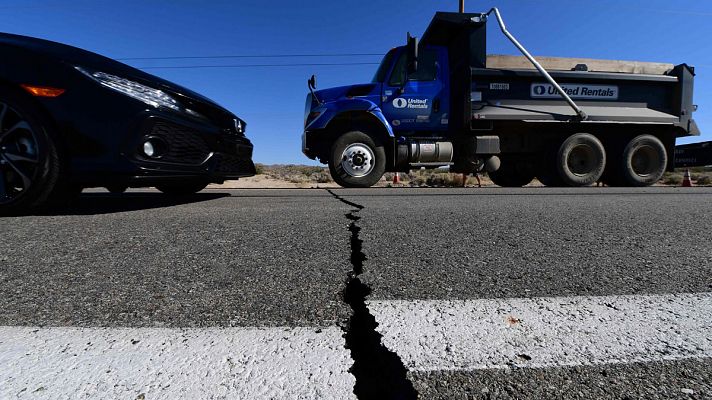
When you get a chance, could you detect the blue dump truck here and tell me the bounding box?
[302,9,701,187]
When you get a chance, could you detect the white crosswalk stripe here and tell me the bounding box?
[368,292,712,372]
[0,326,355,399]
[2,292,710,398]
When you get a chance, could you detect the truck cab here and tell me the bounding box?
[303,10,699,188]
[374,46,450,133]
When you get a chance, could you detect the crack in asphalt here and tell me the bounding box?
[327,189,418,400]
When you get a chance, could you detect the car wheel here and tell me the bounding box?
[328,131,386,188]
[156,181,208,195]
[0,91,64,215]
[620,134,667,187]
[556,133,606,187]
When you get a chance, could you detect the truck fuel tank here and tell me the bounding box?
[408,141,454,163]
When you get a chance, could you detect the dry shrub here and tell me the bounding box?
[663,173,683,185]
[314,172,333,183]
[696,175,712,185]
[408,174,427,187]
[261,164,331,183]
[426,173,466,187]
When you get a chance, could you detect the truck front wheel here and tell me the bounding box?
[620,134,667,187]
[556,133,606,186]
[328,131,386,188]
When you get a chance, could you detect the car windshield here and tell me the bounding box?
[372,48,398,83]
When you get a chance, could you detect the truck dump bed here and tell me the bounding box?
[469,56,697,137]
[470,64,693,130]
[420,12,699,138]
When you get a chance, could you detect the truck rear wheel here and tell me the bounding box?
[536,143,564,187]
[620,134,667,187]
[328,131,385,188]
[556,133,606,186]
[488,158,535,187]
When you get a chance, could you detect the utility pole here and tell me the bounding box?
[459,0,465,13]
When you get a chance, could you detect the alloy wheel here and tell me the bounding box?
[0,101,41,205]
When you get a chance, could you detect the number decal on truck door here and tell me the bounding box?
[490,83,510,90]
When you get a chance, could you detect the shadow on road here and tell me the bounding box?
[35,192,231,216]
[328,187,712,197]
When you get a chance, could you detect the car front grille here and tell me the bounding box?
[148,121,211,165]
[214,154,254,174]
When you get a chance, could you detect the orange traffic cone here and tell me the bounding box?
[682,170,693,187]
[393,173,401,184]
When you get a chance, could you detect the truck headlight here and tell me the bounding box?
[75,67,180,111]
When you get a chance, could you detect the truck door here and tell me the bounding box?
[381,47,448,132]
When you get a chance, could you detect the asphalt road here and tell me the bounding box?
[1,187,711,399]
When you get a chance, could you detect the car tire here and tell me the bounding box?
[620,134,667,187]
[556,133,606,187]
[328,131,386,188]
[156,181,208,195]
[488,158,535,187]
[0,89,66,215]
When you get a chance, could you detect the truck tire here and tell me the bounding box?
[488,159,534,187]
[0,90,66,215]
[556,133,606,186]
[536,144,565,187]
[328,131,386,188]
[620,134,667,187]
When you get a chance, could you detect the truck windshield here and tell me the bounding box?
[372,48,398,83]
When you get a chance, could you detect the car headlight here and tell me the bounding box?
[75,67,180,111]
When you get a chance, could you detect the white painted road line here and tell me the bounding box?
[369,292,712,372]
[0,326,355,400]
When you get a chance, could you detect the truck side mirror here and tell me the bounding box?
[406,33,418,75]
[308,74,317,90]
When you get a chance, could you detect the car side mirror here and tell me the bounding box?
[406,33,418,75]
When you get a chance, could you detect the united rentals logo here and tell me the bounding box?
[531,84,619,100]
[392,98,408,108]
[392,98,429,109]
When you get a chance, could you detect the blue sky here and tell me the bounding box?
[1,0,710,164]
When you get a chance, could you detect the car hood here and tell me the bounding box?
[0,32,227,112]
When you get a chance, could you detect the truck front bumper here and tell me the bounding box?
[302,129,320,160]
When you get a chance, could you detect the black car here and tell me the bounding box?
[0,33,256,213]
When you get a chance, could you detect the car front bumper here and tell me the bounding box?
[39,86,256,187]
[125,115,256,184]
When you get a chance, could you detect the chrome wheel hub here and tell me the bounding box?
[341,143,375,177]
